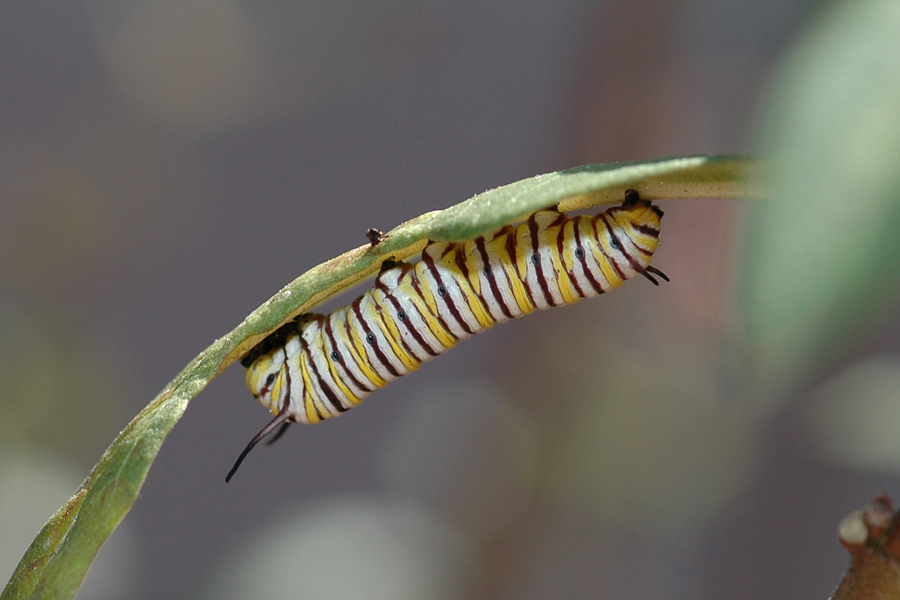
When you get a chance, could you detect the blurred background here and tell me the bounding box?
[3,0,900,598]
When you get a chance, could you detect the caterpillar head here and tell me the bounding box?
[228,321,300,482]
[603,189,668,285]
[244,347,288,415]
[241,319,301,415]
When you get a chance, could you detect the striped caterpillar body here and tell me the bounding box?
[227,190,666,481]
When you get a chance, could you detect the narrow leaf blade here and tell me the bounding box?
[2,154,755,600]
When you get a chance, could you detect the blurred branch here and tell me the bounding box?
[833,495,900,599]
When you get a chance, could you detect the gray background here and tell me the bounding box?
[5,1,893,599]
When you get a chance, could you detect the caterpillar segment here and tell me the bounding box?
[227,189,666,481]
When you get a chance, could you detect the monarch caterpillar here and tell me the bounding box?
[227,189,667,481]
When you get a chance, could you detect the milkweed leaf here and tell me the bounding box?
[1,154,755,600]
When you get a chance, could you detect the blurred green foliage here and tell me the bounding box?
[743,0,900,400]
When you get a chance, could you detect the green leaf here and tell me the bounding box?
[2,154,754,600]
[1,490,86,600]
[743,0,900,398]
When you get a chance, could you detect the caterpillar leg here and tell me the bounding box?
[623,188,642,208]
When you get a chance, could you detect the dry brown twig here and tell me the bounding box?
[833,495,900,599]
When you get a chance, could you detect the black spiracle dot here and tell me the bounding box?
[531,253,540,265]
[397,310,406,322]
[265,373,276,387]
[330,351,341,361]
[483,266,491,277]
[437,285,447,297]
[574,247,585,259]
[610,237,621,250]
[366,333,376,345]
